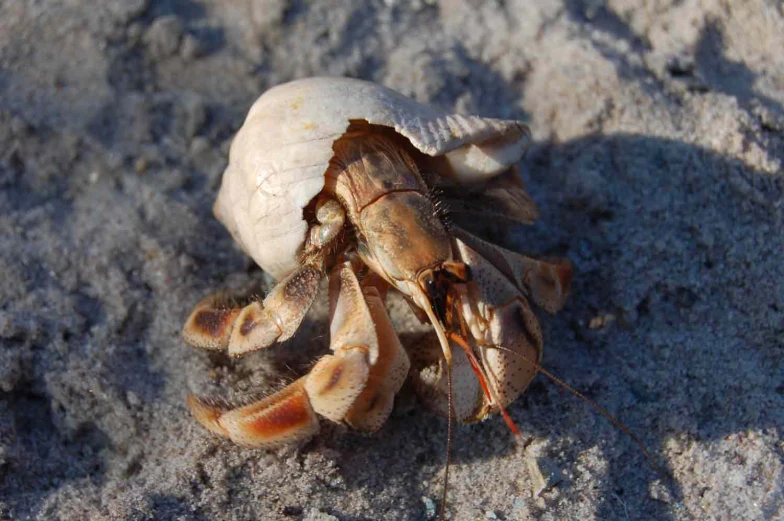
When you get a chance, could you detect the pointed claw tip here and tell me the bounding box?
[556,259,574,296]
[186,394,231,438]
[531,258,573,314]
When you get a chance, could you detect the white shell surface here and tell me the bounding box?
[215,77,530,280]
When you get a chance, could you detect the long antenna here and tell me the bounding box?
[438,358,454,521]
[486,344,669,478]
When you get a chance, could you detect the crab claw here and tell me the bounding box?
[452,226,572,314]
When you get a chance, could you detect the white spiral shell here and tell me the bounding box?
[214,77,531,280]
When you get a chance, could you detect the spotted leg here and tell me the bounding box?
[182,197,345,357]
[187,261,410,448]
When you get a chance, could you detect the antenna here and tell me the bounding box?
[485,343,670,480]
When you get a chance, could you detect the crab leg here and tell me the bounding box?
[182,262,323,356]
[187,262,409,447]
[306,261,409,431]
[183,197,347,357]
[343,283,410,431]
[305,197,346,253]
[187,378,319,448]
[452,226,572,314]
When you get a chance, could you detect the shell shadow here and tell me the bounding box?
[485,133,780,520]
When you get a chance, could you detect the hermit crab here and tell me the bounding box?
[183,77,572,451]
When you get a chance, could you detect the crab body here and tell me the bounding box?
[183,77,572,448]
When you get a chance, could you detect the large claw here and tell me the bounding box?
[480,297,543,413]
[411,229,570,423]
[453,226,572,314]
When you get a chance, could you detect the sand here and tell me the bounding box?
[1,1,782,520]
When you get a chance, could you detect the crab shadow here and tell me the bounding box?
[519,134,783,521]
[506,133,783,520]
[282,133,783,521]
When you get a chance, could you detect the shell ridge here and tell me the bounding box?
[436,115,454,149]
[395,115,430,151]
[448,114,475,137]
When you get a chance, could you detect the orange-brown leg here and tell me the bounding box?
[182,262,323,356]
[182,197,347,357]
[187,262,409,447]
[187,378,319,448]
[304,262,408,429]
[343,283,410,432]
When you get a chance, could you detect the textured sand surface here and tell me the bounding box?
[1,1,783,520]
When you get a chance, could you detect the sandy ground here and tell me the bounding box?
[2,1,783,520]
